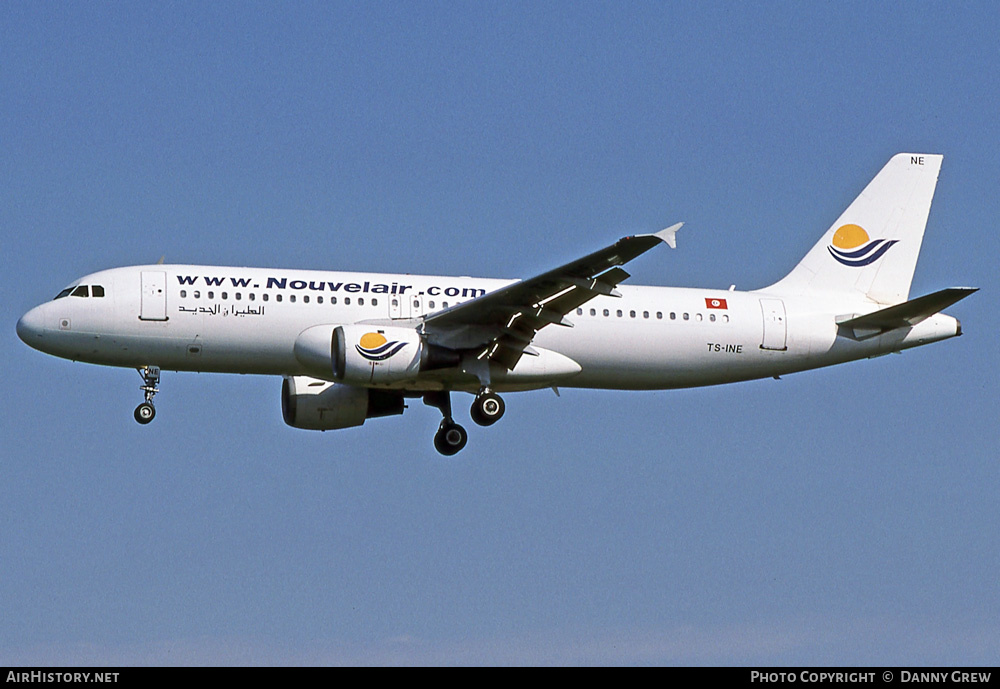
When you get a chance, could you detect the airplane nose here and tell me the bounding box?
[16,306,47,346]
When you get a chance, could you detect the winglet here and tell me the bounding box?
[653,222,683,249]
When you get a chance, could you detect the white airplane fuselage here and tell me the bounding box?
[15,154,974,454]
[17,264,961,392]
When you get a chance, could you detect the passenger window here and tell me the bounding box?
[372,298,378,306]
[643,311,649,319]
[603,309,609,317]
[262,294,269,302]
[92,285,105,297]
[235,292,242,300]
[194,291,201,299]
[221,292,228,300]
[442,302,448,308]
[331,297,337,305]
[249,293,255,301]
[590,308,596,316]
[358,298,364,306]
[316,296,322,304]
[391,298,398,307]
[723,314,730,323]
[303,295,309,304]
[276,294,282,302]
[290,295,296,303]
[208,291,215,299]
[346,298,351,305]
[630,310,636,318]
[577,308,583,316]
[71,285,89,297]
[709,313,716,322]
[657,312,663,319]
[669,312,675,320]
[683,313,689,320]
[180,290,187,298]
[429,301,436,309]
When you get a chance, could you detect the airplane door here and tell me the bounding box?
[759,298,787,350]
[140,271,168,321]
[390,292,423,319]
[389,294,408,319]
[410,293,425,318]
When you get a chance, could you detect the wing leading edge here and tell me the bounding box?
[421,223,683,369]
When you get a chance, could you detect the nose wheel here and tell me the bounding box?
[134,366,160,425]
[471,389,505,426]
[134,402,156,424]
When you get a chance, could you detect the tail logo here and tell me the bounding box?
[356,332,407,361]
[828,224,898,267]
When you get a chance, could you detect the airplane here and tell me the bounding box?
[17,153,976,455]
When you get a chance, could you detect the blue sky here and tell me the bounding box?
[2,2,998,665]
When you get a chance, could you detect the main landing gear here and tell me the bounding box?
[133,366,160,425]
[470,388,505,426]
[424,388,507,456]
[424,391,468,456]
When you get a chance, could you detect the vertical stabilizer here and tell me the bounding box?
[765,153,942,305]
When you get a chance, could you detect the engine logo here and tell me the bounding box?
[356,332,408,361]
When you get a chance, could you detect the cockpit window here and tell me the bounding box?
[54,284,104,300]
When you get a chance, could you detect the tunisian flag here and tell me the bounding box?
[705,297,728,309]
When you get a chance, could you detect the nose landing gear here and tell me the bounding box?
[134,366,160,425]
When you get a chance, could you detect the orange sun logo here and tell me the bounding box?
[356,332,407,361]
[828,224,898,266]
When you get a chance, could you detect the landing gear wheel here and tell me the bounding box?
[134,402,156,424]
[471,391,505,427]
[434,421,468,456]
[135,366,161,425]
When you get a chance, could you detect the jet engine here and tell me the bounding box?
[294,324,459,384]
[333,324,423,384]
[281,376,404,430]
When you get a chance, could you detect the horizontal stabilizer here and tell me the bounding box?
[837,287,977,339]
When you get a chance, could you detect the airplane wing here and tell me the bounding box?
[420,223,682,369]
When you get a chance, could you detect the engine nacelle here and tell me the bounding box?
[294,323,460,384]
[333,324,424,384]
[281,376,404,430]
